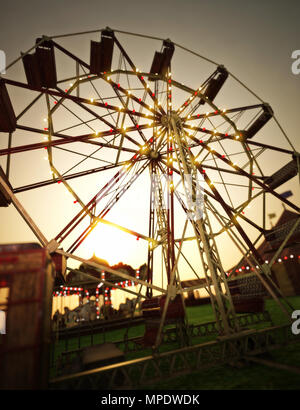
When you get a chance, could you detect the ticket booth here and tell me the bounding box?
[0,243,54,389]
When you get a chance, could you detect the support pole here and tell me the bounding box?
[0,174,48,247]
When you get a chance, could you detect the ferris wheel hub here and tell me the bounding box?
[161,111,182,128]
[148,150,160,160]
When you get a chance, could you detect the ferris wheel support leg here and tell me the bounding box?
[169,115,237,336]
[0,174,49,247]
[258,265,292,320]
[153,220,188,349]
[207,198,295,318]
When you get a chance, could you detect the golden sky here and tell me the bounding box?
[0,0,299,290]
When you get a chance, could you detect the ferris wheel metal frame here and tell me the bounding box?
[0,26,299,350]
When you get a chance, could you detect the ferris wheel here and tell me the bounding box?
[0,27,299,346]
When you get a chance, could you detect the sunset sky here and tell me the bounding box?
[0,0,299,291]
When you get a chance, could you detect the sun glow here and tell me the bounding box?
[82,222,146,267]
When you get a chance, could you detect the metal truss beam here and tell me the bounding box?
[49,323,300,389]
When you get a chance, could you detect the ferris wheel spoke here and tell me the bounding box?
[61,67,160,120]
[54,167,131,243]
[183,103,266,122]
[80,65,119,128]
[106,75,160,118]
[54,85,153,144]
[54,144,149,246]
[53,105,98,135]
[60,135,121,177]
[49,90,110,135]
[241,139,294,155]
[16,92,44,121]
[57,92,157,151]
[218,152,299,212]
[51,40,89,69]
[206,198,295,314]
[66,160,150,253]
[176,68,218,115]
[184,130,300,212]
[206,199,265,268]
[0,128,139,157]
[165,158,264,237]
[162,149,264,235]
[195,164,264,264]
[113,35,167,116]
[111,86,148,145]
[12,158,146,193]
[4,78,158,126]
[210,152,235,209]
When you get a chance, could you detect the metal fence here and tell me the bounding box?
[49,310,273,383]
[49,323,299,389]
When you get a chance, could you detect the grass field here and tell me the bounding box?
[50,296,300,389]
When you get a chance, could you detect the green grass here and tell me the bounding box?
[144,354,300,390]
[145,296,300,390]
[50,296,300,388]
